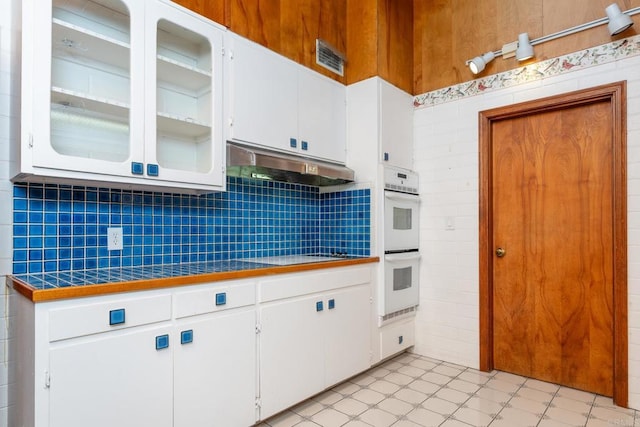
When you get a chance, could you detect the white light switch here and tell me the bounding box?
[445,217,455,231]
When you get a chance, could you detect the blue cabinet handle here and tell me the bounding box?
[147,164,159,177]
[398,335,404,345]
[383,152,389,161]
[155,334,169,350]
[215,292,227,306]
[316,301,323,312]
[289,138,297,148]
[131,162,144,175]
[301,141,308,151]
[328,299,335,310]
[109,308,125,325]
[181,330,193,345]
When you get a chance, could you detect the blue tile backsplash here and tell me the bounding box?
[12,177,370,274]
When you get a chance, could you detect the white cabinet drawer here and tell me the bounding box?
[174,280,255,319]
[260,266,371,303]
[49,294,172,342]
[380,319,415,360]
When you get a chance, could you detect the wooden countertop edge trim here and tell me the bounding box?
[8,257,380,303]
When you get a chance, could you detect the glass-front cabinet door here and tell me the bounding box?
[144,1,224,188]
[22,0,225,191]
[29,0,144,177]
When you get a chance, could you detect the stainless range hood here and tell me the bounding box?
[226,141,355,186]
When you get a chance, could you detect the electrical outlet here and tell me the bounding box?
[107,227,123,251]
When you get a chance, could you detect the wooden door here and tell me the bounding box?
[479,82,628,406]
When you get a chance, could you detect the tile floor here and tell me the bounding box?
[259,352,639,427]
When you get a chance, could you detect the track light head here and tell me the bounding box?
[606,3,634,35]
[468,52,495,74]
[516,33,534,61]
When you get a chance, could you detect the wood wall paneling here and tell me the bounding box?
[345,0,379,85]
[228,0,282,51]
[414,0,453,94]
[228,0,347,83]
[377,0,414,94]
[172,0,227,26]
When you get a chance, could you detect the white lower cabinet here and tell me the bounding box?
[324,285,372,386]
[258,267,373,420]
[49,325,173,427]
[259,294,326,418]
[12,265,375,427]
[174,308,256,427]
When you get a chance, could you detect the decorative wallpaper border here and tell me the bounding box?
[414,34,640,108]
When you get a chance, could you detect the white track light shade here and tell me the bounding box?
[606,3,634,35]
[468,52,495,74]
[516,33,534,61]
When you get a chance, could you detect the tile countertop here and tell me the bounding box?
[7,256,380,303]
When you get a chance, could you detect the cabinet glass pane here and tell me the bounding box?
[156,19,212,173]
[51,0,131,162]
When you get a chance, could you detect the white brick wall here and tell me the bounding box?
[0,0,20,425]
[413,53,640,410]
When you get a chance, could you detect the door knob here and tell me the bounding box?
[495,247,506,258]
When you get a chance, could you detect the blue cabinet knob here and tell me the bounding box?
[383,152,389,161]
[316,301,323,312]
[131,162,144,175]
[301,141,308,151]
[289,138,297,148]
[181,330,193,345]
[109,308,125,325]
[215,292,227,306]
[398,335,404,345]
[147,164,159,177]
[328,299,335,310]
[155,334,169,350]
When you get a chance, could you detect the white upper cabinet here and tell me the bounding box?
[226,33,347,164]
[297,67,347,163]
[19,0,225,193]
[226,33,298,155]
[379,79,414,170]
[346,77,414,175]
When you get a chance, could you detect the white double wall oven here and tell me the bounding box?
[382,166,421,317]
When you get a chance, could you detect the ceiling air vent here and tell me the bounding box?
[316,39,345,76]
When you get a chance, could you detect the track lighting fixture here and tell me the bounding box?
[515,33,534,61]
[467,52,496,74]
[465,3,639,74]
[606,3,634,35]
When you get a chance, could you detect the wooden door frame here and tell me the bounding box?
[479,82,628,407]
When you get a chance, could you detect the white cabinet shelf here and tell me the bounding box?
[157,113,210,137]
[51,86,131,116]
[52,18,131,70]
[157,55,211,92]
[17,0,225,193]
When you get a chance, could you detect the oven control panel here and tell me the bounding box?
[383,166,419,195]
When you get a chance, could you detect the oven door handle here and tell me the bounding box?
[385,252,421,262]
[384,192,421,203]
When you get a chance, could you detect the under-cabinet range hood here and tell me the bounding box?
[226,141,355,186]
